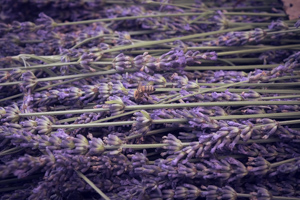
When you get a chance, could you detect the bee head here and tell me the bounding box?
[133,90,139,99]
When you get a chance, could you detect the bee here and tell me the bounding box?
[134,82,155,102]
[170,73,178,81]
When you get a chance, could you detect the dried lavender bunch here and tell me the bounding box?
[1,1,300,199]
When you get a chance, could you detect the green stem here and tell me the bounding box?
[51,113,300,129]
[271,75,300,82]
[12,54,59,64]
[270,157,298,168]
[261,95,300,100]
[18,102,300,117]
[102,26,252,53]
[71,35,104,49]
[126,127,178,140]
[75,171,110,200]
[0,69,121,87]
[271,197,300,200]
[0,77,85,103]
[185,64,279,70]
[195,82,300,87]
[0,62,79,71]
[218,44,300,56]
[105,143,167,150]
[55,12,209,27]
[224,11,286,17]
[237,138,280,144]
[201,58,261,64]
[213,113,300,120]
[57,93,300,124]
[129,45,272,55]
[0,147,24,156]
[165,80,249,103]
[267,28,300,35]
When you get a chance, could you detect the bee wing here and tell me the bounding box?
[137,82,142,91]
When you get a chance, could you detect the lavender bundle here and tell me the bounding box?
[1,0,300,199]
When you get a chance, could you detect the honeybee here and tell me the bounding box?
[170,73,178,80]
[134,82,155,102]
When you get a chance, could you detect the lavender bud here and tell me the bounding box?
[112,53,133,71]
[36,116,54,134]
[20,70,37,91]
[88,137,105,155]
[162,134,183,154]
[241,90,261,99]
[157,49,186,71]
[105,134,123,146]
[132,110,152,136]
[251,186,272,200]
[36,13,56,31]
[175,184,201,199]
[1,103,20,123]
[70,134,89,155]
[112,81,128,95]
[105,96,125,116]
[220,186,237,200]
[131,152,149,167]
[162,189,175,200]
[247,157,270,176]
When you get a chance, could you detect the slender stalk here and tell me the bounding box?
[55,12,210,26]
[0,147,24,156]
[102,26,252,53]
[164,80,249,103]
[0,62,79,71]
[270,157,298,168]
[18,101,300,117]
[75,171,110,200]
[105,143,167,150]
[261,95,300,100]
[218,44,300,56]
[201,58,261,64]
[195,82,300,87]
[224,11,287,17]
[0,69,123,87]
[270,197,300,200]
[185,64,279,70]
[0,77,85,103]
[237,138,280,144]
[266,28,300,35]
[51,113,300,129]
[126,127,178,140]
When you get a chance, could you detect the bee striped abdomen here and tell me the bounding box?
[134,83,155,102]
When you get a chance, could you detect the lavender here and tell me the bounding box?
[1,1,300,199]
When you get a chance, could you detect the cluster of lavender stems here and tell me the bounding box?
[1,0,300,199]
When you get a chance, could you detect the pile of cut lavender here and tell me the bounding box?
[1,0,300,199]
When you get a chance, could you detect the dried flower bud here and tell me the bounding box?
[20,71,37,91]
[247,157,270,176]
[88,137,105,155]
[105,96,125,116]
[220,186,237,200]
[162,134,183,155]
[1,103,20,123]
[132,110,152,136]
[105,134,123,146]
[112,53,133,71]
[175,184,201,199]
[36,116,54,134]
[71,134,89,155]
